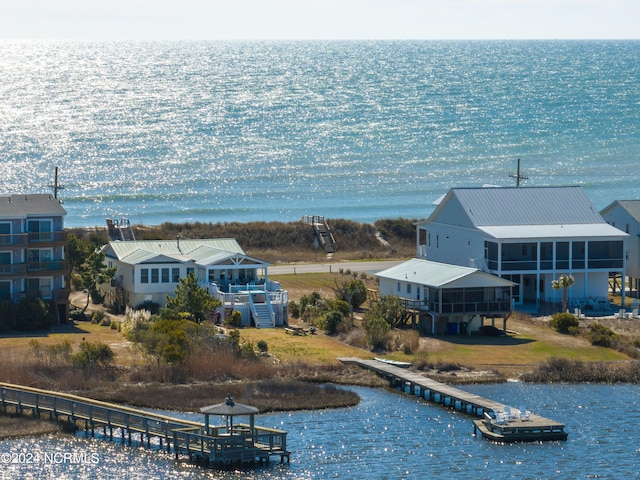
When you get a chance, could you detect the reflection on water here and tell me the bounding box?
[1,384,639,479]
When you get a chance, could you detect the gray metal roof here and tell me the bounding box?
[602,200,640,222]
[0,194,67,218]
[444,186,604,226]
[376,258,514,289]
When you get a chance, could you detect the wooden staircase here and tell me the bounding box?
[106,218,136,242]
[302,215,336,254]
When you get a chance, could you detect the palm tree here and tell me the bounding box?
[552,274,575,313]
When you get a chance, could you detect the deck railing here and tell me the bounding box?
[0,382,201,451]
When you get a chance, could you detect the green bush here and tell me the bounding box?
[224,310,242,328]
[288,300,300,319]
[550,312,579,334]
[16,296,52,330]
[257,340,268,353]
[587,323,618,348]
[323,311,343,335]
[335,279,368,309]
[72,341,115,368]
[363,314,391,350]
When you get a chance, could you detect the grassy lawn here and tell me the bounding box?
[239,328,374,364]
[0,321,137,365]
[0,276,635,375]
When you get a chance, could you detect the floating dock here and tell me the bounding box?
[339,357,567,443]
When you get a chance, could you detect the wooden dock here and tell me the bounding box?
[0,382,290,466]
[339,358,567,442]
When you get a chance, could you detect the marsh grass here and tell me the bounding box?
[0,412,63,439]
[521,357,640,383]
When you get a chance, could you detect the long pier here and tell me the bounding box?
[339,358,567,442]
[0,382,289,466]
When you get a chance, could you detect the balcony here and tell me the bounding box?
[27,260,69,275]
[0,233,28,246]
[27,231,67,246]
[0,260,69,277]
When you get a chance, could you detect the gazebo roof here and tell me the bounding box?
[200,394,259,416]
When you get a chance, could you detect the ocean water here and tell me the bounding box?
[1,40,639,227]
[1,384,639,479]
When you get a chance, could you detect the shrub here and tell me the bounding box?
[363,314,391,350]
[72,341,115,368]
[257,340,268,353]
[91,309,105,324]
[224,310,242,328]
[288,300,300,318]
[135,302,161,315]
[15,296,51,330]
[69,306,87,322]
[323,311,343,335]
[587,323,618,348]
[335,279,368,309]
[550,312,579,334]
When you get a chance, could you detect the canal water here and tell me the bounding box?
[1,383,638,479]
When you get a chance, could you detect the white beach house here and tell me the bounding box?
[101,238,287,327]
[376,258,515,335]
[416,186,628,313]
[600,200,640,299]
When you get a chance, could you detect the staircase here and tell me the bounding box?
[106,218,136,242]
[252,303,275,328]
[302,215,336,254]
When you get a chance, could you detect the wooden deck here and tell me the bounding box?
[339,357,567,442]
[0,382,289,466]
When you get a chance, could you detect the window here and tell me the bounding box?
[397,282,401,292]
[0,281,10,301]
[27,220,53,242]
[162,268,170,283]
[172,268,180,282]
[0,223,10,244]
[141,269,149,284]
[26,278,52,299]
[151,269,159,283]
[407,284,412,294]
[27,249,52,271]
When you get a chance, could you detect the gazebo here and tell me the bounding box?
[200,394,259,436]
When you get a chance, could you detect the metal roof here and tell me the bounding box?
[479,223,628,240]
[445,186,604,226]
[375,258,514,289]
[107,239,243,260]
[105,239,254,267]
[602,200,640,222]
[0,194,67,218]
